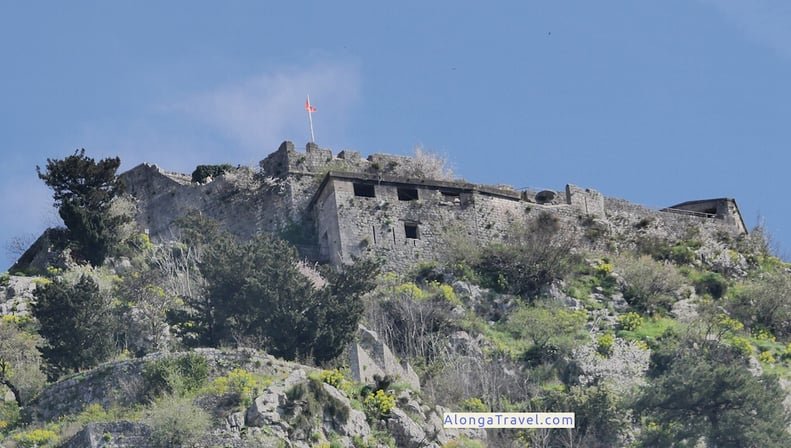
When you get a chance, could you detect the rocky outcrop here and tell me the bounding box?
[348,325,421,391]
[0,275,37,316]
[60,421,152,448]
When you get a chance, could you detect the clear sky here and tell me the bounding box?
[2,1,791,270]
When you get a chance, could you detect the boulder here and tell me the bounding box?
[387,408,427,448]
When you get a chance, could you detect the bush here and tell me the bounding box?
[12,428,59,447]
[618,255,684,315]
[617,312,644,331]
[476,213,577,298]
[145,395,211,448]
[726,271,791,340]
[460,397,488,412]
[191,164,233,183]
[209,368,270,407]
[596,334,615,357]
[143,354,209,398]
[364,389,396,418]
[693,271,728,299]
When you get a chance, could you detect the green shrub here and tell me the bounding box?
[617,312,644,331]
[728,336,754,357]
[364,389,395,418]
[0,272,9,287]
[460,397,488,412]
[0,400,20,433]
[443,437,487,448]
[209,368,270,407]
[191,164,232,183]
[758,351,776,364]
[596,334,615,357]
[693,272,728,299]
[145,395,210,448]
[618,255,684,315]
[12,428,59,447]
[143,354,209,398]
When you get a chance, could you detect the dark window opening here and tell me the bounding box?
[397,187,419,201]
[353,183,376,198]
[404,223,419,239]
[441,190,460,198]
[702,207,717,216]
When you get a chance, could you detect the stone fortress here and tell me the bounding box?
[116,141,748,271]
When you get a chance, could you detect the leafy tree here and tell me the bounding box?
[476,212,577,299]
[618,255,684,315]
[635,336,790,447]
[0,319,47,407]
[171,231,379,363]
[116,265,176,356]
[540,385,629,448]
[727,270,791,340]
[37,149,127,266]
[33,275,117,379]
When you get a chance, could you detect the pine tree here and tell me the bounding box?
[33,275,117,379]
[37,149,127,266]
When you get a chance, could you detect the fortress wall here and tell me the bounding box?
[604,197,743,249]
[322,178,536,271]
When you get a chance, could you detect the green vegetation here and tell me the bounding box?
[475,212,577,298]
[618,255,684,315]
[636,336,790,447]
[142,353,209,398]
[208,368,272,407]
[33,275,116,379]
[144,395,211,448]
[191,163,233,183]
[170,227,379,363]
[37,149,128,266]
[363,389,396,418]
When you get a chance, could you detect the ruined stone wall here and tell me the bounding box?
[317,177,547,271]
[116,141,747,272]
[120,164,290,243]
[604,196,742,249]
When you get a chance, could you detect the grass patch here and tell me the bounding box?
[617,317,680,347]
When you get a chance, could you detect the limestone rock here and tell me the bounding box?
[0,275,37,316]
[387,408,427,448]
[348,325,420,391]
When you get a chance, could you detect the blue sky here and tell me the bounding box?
[2,0,791,269]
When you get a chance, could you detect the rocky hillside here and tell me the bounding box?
[1,150,790,447]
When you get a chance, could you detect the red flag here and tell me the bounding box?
[305,98,316,113]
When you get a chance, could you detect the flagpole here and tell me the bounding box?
[307,95,316,143]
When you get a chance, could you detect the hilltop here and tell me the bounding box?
[1,143,789,447]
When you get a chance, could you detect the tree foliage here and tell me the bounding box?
[476,212,577,299]
[32,275,117,379]
[0,319,46,406]
[618,255,684,315]
[726,270,791,340]
[170,228,379,364]
[37,149,127,266]
[635,336,790,447]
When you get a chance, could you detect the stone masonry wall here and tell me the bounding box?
[115,141,747,273]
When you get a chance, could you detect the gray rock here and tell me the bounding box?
[348,325,420,391]
[387,408,427,448]
[321,383,370,438]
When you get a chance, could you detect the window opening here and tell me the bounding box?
[353,183,376,197]
[404,223,419,239]
[397,187,419,201]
